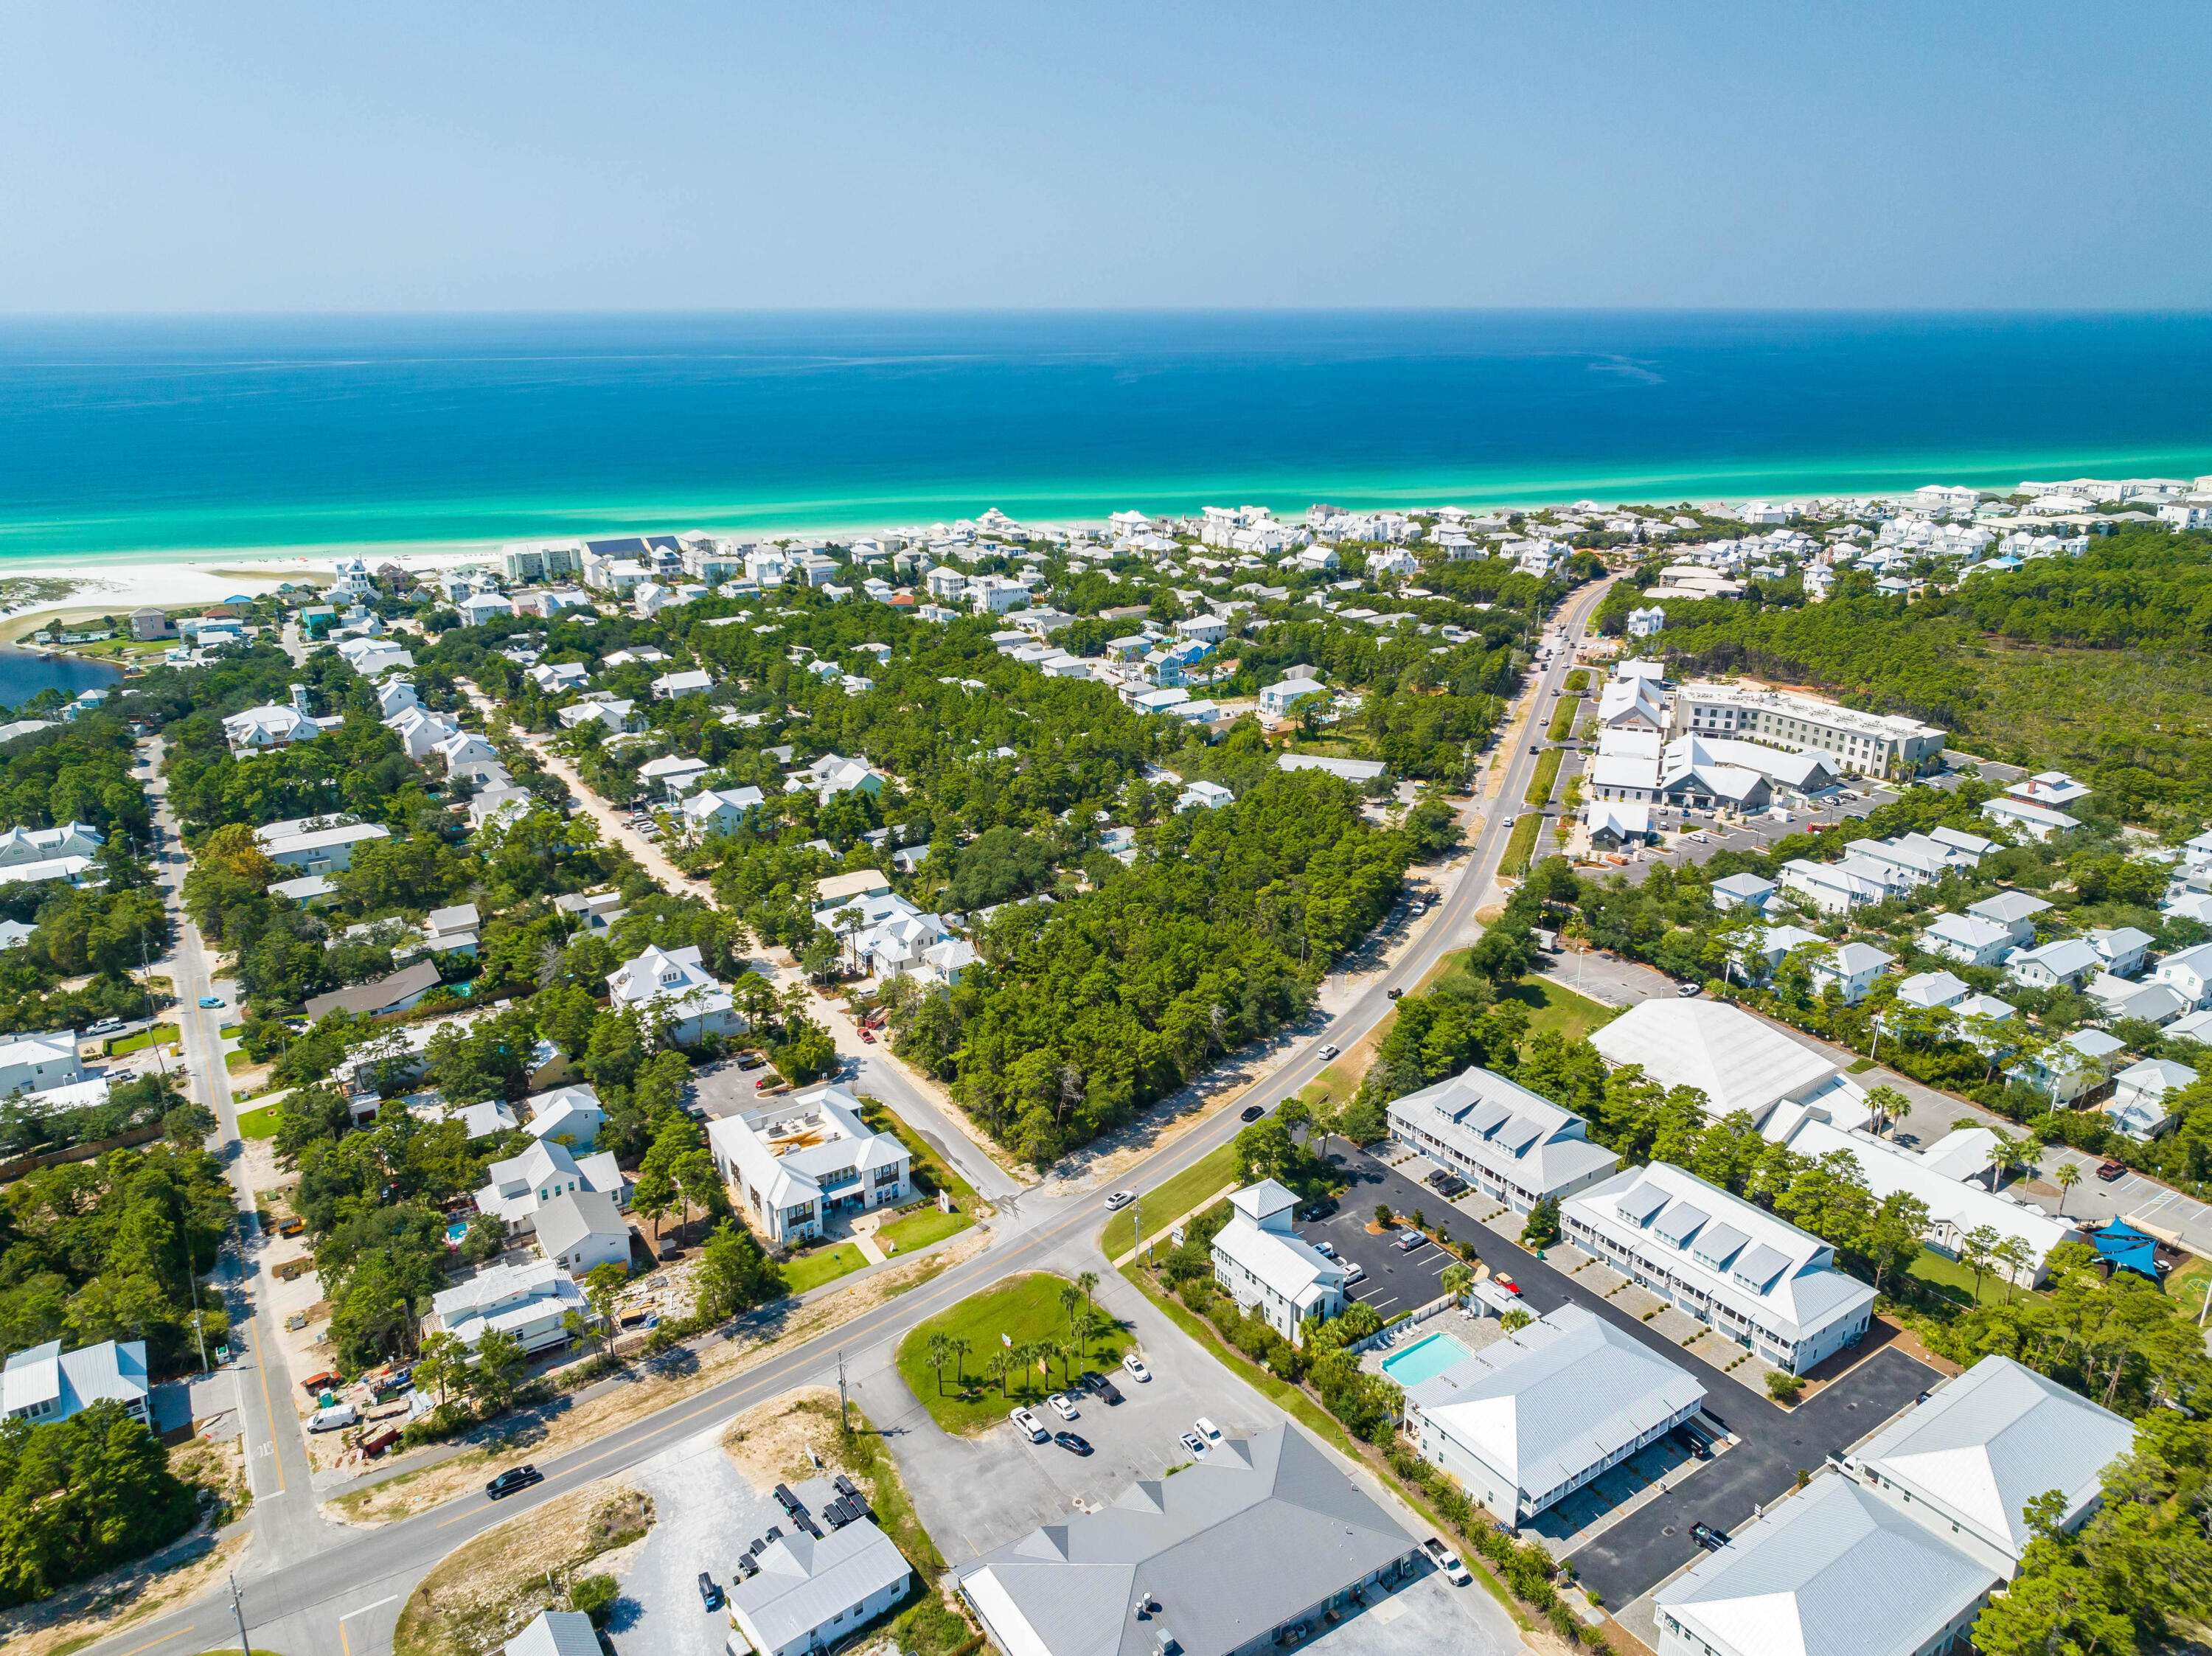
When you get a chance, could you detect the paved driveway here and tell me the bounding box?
[610,1424,783,1656]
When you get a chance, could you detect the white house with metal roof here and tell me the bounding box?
[2006,936,2101,990]
[1385,1066,1618,1211]
[2154,940,2212,1008]
[1588,999,1874,1141]
[2106,1057,2194,1140]
[605,942,742,1045]
[1,1338,150,1425]
[474,1138,627,1236]
[1562,1163,1876,1373]
[1403,1304,1703,1526]
[729,1514,912,1656]
[1809,940,1893,1003]
[706,1083,910,1247]
[428,1258,585,1353]
[504,1611,600,1656]
[1919,911,2016,969]
[535,1189,631,1278]
[1210,1180,1346,1346]
[1966,891,2050,944]
[0,1030,83,1097]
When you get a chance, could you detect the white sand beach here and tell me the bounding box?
[0,546,496,633]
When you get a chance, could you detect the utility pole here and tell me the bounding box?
[229,1573,251,1656]
[835,1348,849,1434]
[138,919,167,1077]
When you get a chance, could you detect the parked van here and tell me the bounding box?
[308,1402,358,1433]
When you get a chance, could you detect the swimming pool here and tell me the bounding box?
[446,1220,470,1244]
[1378,1331,1475,1388]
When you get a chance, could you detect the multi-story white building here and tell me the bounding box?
[1,1338,150,1426]
[1669,681,1944,777]
[605,943,744,1045]
[1386,1066,1618,1212]
[1562,1163,1876,1373]
[1210,1179,1346,1346]
[428,1258,588,1353]
[1404,1306,1703,1525]
[706,1083,911,1247]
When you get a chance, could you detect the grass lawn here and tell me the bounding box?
[860,1098,981,1213]
[224,1048,254,1071]
[1500,811,1544,876]
[782,1242,869,1295]
[1907,1245,2017,1309]
[2163,1252,2211,1321]
[1523,747,1565,806]
[876,1204,969,1255]
[1545,697,1582,741]
[1099,1141,1239,1257]
[1500,976,1615,1044]
[236,1102,282,1139]
[105,1024,178,1056]
[896,1272,1124,1434]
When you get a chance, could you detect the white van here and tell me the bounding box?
[308,1402,358,1433]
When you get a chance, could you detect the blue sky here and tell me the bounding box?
[3,1,2206,311]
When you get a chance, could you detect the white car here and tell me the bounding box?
[1319,1044,1340,1059]
[1180,1430,1208,1459]
[1009,1406,1048,1442]
[1408,901,1427,916]
[1047,1392,1079,1422]
[1194,1416,1223,1449]
[1104,1190,1136,1211]
[1343,1262,1367,1285]
[1121,1353,1152,1382]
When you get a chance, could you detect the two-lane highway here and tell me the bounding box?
[82,574,1615,1656]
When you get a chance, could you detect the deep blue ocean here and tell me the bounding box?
[0,310,2207,561]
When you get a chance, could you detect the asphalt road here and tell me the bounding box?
[83,576,1619,1656]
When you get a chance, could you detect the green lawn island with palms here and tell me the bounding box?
[896,1272,1121,1435]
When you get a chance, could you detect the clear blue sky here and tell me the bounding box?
[4,1,2206,312]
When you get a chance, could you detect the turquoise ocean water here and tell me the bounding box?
[1,311,2208,565]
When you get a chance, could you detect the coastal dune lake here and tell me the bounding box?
[0,645,123,712]
[0,310,2208,561]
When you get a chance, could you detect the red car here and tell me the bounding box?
[2095,1161,2126,1183]
[859,1029,876,1043]
[1492,1274,1521,1296]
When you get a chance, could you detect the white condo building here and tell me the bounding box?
[1562,1163,1876,1373]
[1404,1305,1703,1525]
[1669,681,1945,778]
[1385,1066,1618,1211]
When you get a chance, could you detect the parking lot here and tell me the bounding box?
[849,1269,1286,1563]
[1312,1145,1937,1606]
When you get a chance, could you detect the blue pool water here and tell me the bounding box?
[1378,1331,1475,1388]
[446,1220,470,1244]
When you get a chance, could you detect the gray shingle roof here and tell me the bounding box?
[956,1425,1413,1656]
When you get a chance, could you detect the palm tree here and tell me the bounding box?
[926,1331,953,1394]
[1060,1281,1083,1346]
[1500,1308,1533,1335]
[1075,1269,1100,1326]
[950,1335,970,1388]
[2053,1160,2081,1217]
[988,1347,1012,1396]
[1439,1263,1473,1304]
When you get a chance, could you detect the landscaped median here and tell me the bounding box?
[894,1271,1122,1435]
[1523,746,1565,806]
[1500,810,1545,876]
[1099,1141,1239,1258]
[1545,697,1582,742]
